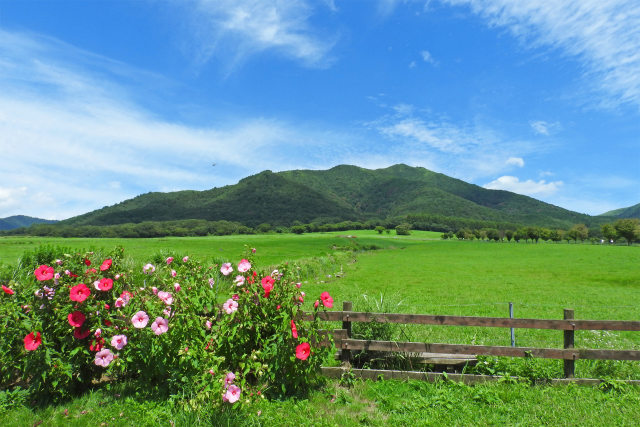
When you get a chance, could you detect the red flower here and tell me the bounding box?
[24,332,42,351]
[2,285,14,295]
[74,327,91,339]
[320,291,333,308]
[97,278,113,291]
[84,258,91,266]
[261,276,275,298]
[100,258,112,271]
[85,268,97,275]
[70,283,91,302]
[295,342,310,360]
[68,311,86,327]
[34,265,54,281]
[89,337,105,352]
[291,319,298,339]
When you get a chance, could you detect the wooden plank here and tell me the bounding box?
[320,367,640,386]
[341,339,640,361]
[308,311,640,331]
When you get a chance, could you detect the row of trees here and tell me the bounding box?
[442,219,640,245]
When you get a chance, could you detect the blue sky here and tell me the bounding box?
[0,0,638,220]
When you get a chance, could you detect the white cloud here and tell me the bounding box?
[421,49,436,65]
[180,0,336,68]
[442,0,640,109]
[529,120,561,136]
[483,175,563,196]
[506,157,524,167]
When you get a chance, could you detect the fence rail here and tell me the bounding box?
[310,301,640,379]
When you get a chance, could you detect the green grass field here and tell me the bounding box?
[2,232,640,425]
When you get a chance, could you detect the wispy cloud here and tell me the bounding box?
[443,0,640,110]
[529,120,560,136]
[180,0,337,69]
[421,49,437,65]
[369,104,537,180]
[483,176,563,196]
[506,157,524,167]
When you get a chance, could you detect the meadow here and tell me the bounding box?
[1,231,640,425]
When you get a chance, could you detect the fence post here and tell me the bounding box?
[509,302,515,347]
[564,309,575,378]
[341,301,352,367]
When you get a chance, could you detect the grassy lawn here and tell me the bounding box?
[2,232,640,424]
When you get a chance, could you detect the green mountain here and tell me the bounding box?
[600,203,640,219]
[58,164,601,230]
[0,215,57,231]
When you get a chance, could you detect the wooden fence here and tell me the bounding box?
[309,301,640,384]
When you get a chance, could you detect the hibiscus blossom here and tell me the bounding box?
[132,311,149,328]
[233,275,245,286]
[142,263,155,274]
[237,259,251,273]
[70,283,91,302]
[24,332,42,351]
[96,278,113,291]
[224,372,236,388]
[89,337,105,352]
[158,291,173,305]
[34,265,54,281]
[111,334,128,350]
[220,263,233,276]
[295,342,311,360]
[166,257,174,264]
[261,276,275,298]
[223,384,241,403]
[100,258,112,271]
[2,285,14,295]
[320,291,334,308]
[291,319,298,339]
[222,299,238,314]
[150,317,169,335]
[68,311,86,328]
[94,348,114,367]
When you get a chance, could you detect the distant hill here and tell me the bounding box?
[600,203,640,219]
[57,164,602,230]
[0,215,57,230]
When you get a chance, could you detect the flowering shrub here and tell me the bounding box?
[0,246,334,404]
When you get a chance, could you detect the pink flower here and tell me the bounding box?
[171,269,177,277]
[261,276,275,298]
[224,372,236,388]
[142,263,155,274]
[2,285,14,295]
[174,283,181,292]
[208,278,215,288]
[132,311,149,328]
[166,257,174,264]
[237,259,251,273]
[158,291,173,305]
[234,275,245,286]
[314,300,319,309]
[115,298,125,308]
[224,384,241,404]
[205,320,212,329]
[94,348,114,367]
[232,294,239,301]
[223,299,238,314]
[70,283,91,302]
[296,342,311,360]
[320,291,334,308]
[251,248,256,253]
[291,319,298,339]
[151,286,158,295]
[182,256,189,262]
[96,278,113,291]
[55,259,63,265]
[296,282,302,288]
[220,263,233,276]
[150,317,169,335]
[24,332,42,351]
[68,311,86,327]
[34,265,54,281]
[111,334,128,350]
[100,258,112,271]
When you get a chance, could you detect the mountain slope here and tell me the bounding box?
[59,164,602,229]
[600,203,640,219]
[0,215,57,231]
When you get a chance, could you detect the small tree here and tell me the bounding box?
[375,226,385,235]
[395,223,411,236]
[614,218,640,245]
[601,223,617,243]
[505,230,514,242]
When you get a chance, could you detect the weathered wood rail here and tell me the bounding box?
[309,301,640,382]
